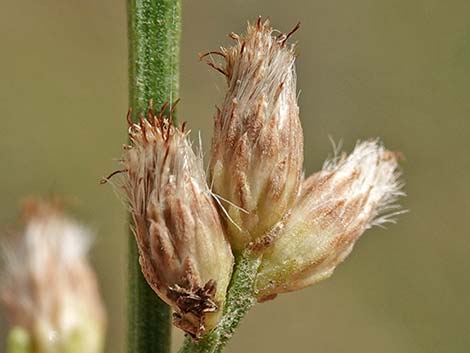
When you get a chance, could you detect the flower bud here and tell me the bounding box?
[208,19,304,249]
[255,140,405,301]
[121,111,234,339]
[0,199,106,353]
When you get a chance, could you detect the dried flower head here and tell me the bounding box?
[0,199,106,353]
[208,18,304,250]
[117,106,234,339]
[256,140,405,301]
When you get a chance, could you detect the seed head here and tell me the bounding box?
[208,18,304,250]
[121,109,234,339]
[0,199,106,353]
[256,140,405,301]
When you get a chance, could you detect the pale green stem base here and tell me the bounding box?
[178,250,262,353]
[6,327,31,353]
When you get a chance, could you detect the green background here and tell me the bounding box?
[1,1,469,352]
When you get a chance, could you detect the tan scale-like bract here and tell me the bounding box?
[0,200,106,353]
[209,19,304,250]
[256,140,405,301]
[122,113,234,339]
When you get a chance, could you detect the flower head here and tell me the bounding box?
[208,18,304,249]
[120,108,234,339]
[0,199,106,353]
[256,140,405,301]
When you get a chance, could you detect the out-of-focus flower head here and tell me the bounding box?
[0,198,106,353]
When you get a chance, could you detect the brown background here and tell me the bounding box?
[1,1,469,352]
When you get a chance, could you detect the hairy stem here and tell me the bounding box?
[178,250,261,353]
[127,1,181,353]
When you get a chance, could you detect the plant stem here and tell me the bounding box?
[178,250,262,353]
[128,0,182,114]
[127,1,181,353]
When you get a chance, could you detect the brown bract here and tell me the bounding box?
[121,107,233,339]
[208,18,304,250]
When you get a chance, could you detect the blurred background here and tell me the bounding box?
[1,1,469,352]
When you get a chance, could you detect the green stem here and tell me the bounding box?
[127,1,181,353]
[128,0,182,114]
[178,251,262,353]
